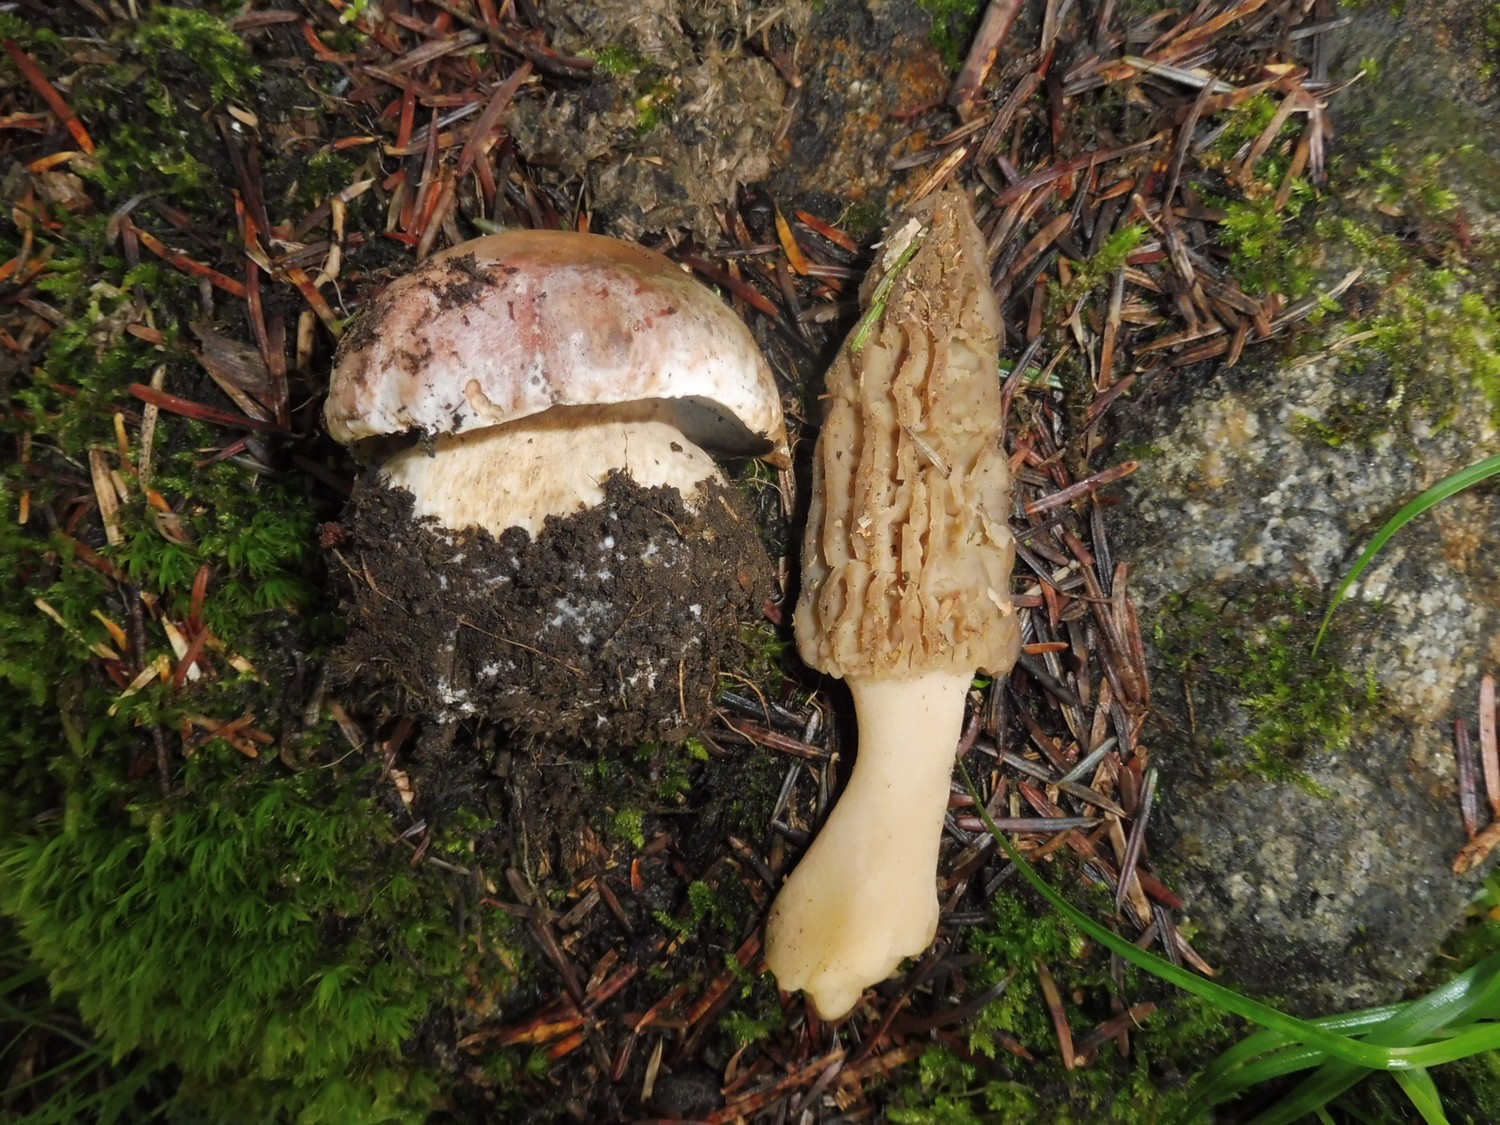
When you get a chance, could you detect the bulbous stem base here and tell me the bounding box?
[764,668,972,1020]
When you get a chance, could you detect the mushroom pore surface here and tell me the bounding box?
[767,188,1021,1019]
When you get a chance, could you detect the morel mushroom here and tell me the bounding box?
[326,229,786,744]
[765,189,1021,1019]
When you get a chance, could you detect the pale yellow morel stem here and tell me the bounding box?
[764,668,973,1020]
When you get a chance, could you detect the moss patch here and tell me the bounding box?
[1,763,501,1123]
[1152,585,1380,790]
[1273,140,1500,445]
[916,0,985,71]
[882,880,1234,1123]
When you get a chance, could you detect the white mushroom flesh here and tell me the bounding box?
[380,401,723,539]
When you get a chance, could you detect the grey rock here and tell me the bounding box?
[507,0,955,239]
[1111,7,1500,1012]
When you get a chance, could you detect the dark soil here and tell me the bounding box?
[333,471,773,746]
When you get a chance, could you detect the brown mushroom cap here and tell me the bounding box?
[325,229,786,461]
[793,187,1020,681]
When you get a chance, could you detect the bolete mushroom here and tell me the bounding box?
[765,188,1021,1019]
[326,229,786,744]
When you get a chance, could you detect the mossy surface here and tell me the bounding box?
[1152,586,1380,790]
[1,767,487,1123]
[6,0,1497,1119]
[0,6,513,1119]
[883,880,1234,1124]
[1288,144,1500,442]
[915,0,985,71]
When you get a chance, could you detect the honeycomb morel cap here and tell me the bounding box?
[767,188,1022,1020]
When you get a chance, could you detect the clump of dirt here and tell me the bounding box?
[508,0,808,240]
[333,472,772,746]
[768,0,954,214]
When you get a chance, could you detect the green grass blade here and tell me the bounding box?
[1243,948,1500,1122]
[1250,1064,1384,1125]
[1189,1043,1331,1111]
[960,761,1500,1076]
[1313,453,1500,654]
[960,764,1405,1067]
[848,228,925,355]
[1392,1067,1451,1125]
[0,962,48,995]
[1192,1002,1407,1096]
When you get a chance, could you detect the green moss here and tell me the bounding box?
[632,76,680,137]
[611,806,647,850]
[1085,223,1147,281]
[0,11,58,47]
[0,529,113,827]
[841,198,888,241]
[883,882,1231,1123]
[889,1046,1039,1124]
[737,620,792,688]
[1153,586,1379,791]
[1057,224,1147,308]
[1116,439,1165,463]
[581,44,648,78]
[1209,187,1319,300]
[1287,374,1370,449]
[1184,92,1329,302]
[1362,279,1500,428]
[1208,93,1286,165]
[1482,3,1500,81]
[960,885,1093,1055]
[297,150,365,210]
[720,977,786,1049]
[1295,146,1500,435]
[485,1046,547,1084]
[916,0,984,71]
[0,13,473,1108]
[62,7,258,214]
[654,878,733,941]
[1,764,496,1123]
[686,879,732,931]
[131,5,260,103]
[0,925,172,1120]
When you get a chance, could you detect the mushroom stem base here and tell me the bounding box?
[764,668,973,1020]
[380,403,724,538]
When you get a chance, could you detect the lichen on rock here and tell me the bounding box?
[1107,0,1500,1013]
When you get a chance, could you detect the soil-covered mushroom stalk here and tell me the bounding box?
[766,189,1021,1020]
[326,229,787,744]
